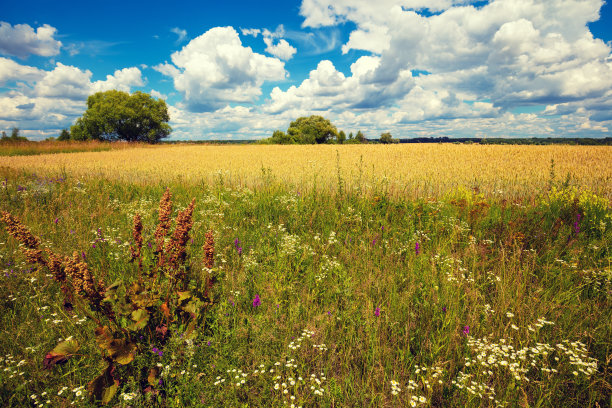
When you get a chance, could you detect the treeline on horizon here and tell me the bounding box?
[164,137,612,146]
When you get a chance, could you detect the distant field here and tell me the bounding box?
[0,144,610,199]
[0,140,156,156]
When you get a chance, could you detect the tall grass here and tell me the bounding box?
[0,150,609,407]
[0,141,157,156]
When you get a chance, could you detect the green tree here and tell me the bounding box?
[355,130,367,143]
[286,115,338,144]
[348,132,354,139]
[337,130,346,144]
[379,132,398,144]
[58,129,71,141]
[71,90,171,143]
[268,129,299,144]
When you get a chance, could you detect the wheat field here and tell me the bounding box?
[1,144,610,198]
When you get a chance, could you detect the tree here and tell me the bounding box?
[286,115,338,144]
[348,132,354,139]
[337,130,346,144]
[268,129,299,144]
[379,132,398,144]
[355,130,367,143]
[58,129,71,141]
[1,128,27,142]
[71,90,171,143]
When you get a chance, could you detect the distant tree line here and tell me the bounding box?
[0,128,28,143]
[260,115,397,145]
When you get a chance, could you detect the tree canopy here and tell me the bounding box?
[286,115,338,144]
[70,90,171,143]
[379,132,398,144]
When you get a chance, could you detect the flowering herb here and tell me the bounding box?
[252,294,261,308]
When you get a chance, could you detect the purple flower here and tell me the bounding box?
[415,242,420,255]
[158,379,163,386]
[234,238,240,249]
[374,307,380,317]
[54,218,59,224]
[574,213,581,234]
[81,251,86,260]
[252,294,261,308]
[442,306,447,313]
[463,325,470,336]
[238,247,242,256]
[207,341,211,346]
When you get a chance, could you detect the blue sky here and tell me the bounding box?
[1,0,611,140]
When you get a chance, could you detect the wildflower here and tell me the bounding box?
[374,307,380,317]
[253,294,261,308]
[463,325,470,336]
[54,218,59,224]
[442,306,447,313]
[415,241,420,255]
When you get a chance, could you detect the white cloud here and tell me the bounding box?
[155,26,287,112]
[0,57,44,84]
[92,67,144,93]
[171,27,187,43]
[0,58,145,138]
[264,38,297,60]
[0,22,62,59]
[295,0,612,135]
[241,28,261,37]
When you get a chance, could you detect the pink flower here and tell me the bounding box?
[252,294,261,308]
[415,242,420,255]
[463,325,470,336]
[374,307,380,317]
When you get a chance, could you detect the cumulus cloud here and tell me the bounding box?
[293,0,612,136]
[241,28,261,37]
[0,22,62,59]
[0,57,44,84]
[155,26,287,112]
[0,58,144,138]
[264,38,297,60]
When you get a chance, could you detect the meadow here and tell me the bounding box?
[0,144,610,407]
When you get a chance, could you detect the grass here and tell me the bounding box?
[0,141,156,156]
[0,146,610,407]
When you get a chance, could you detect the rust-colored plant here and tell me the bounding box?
[1,191,217,405]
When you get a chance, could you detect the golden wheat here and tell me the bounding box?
[1,144,610,198]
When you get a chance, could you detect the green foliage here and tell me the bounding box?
[1,127,28,143]
[337,130,346,144]
[540,186,611,237]
[379,132,398,144]
[267,129,299,144]
[355,130,367,143]
[286,115,338,144]
[71,90,171,143]
[58,129,71,141]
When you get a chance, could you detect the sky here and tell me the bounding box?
[1,0,612,140]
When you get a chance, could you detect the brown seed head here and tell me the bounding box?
[1,211,40,249]
[203,231,214,270]
[166,198,195,270]
[130,214,143,263]
[155,188,173,254]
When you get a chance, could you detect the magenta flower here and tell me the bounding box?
[252,294,261,307]
[415,242,420,255]
[463,325,470,336]
[374,307,380,317]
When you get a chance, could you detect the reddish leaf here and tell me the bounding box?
[43,339,79,369]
